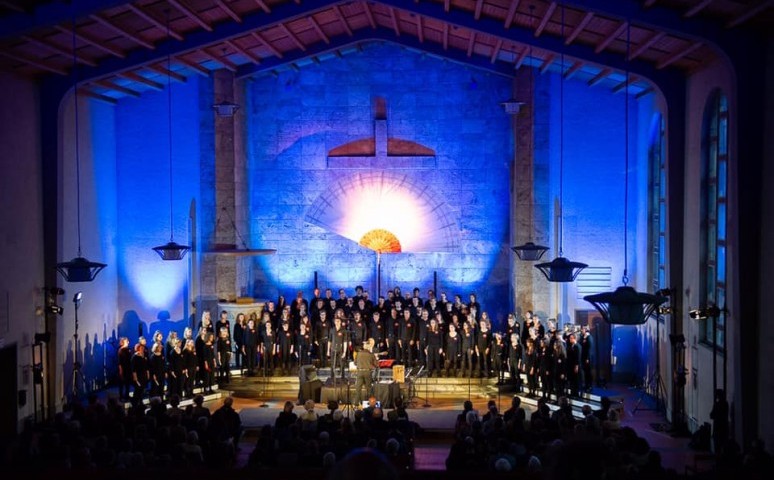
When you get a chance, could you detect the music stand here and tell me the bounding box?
[259,345,269,408]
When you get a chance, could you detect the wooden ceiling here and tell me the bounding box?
[0,0,769,102]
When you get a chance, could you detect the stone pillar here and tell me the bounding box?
[512,68,550,315]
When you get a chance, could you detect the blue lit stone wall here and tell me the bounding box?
[245,42,513,322]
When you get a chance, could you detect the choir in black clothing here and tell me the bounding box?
[117,287,596,404]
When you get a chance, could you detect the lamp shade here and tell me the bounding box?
[56,256,107,282]
[153,241,191,261]
[535,256,587,282]
[584,286,667,325]
[512,242,549,261]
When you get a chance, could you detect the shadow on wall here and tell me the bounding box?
[61,310,188,402]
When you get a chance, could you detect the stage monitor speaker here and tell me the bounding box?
[392,365,405,383]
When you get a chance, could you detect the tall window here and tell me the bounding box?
[700,91,728,348]
[648,114,667,293]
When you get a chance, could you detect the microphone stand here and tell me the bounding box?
[259,344,268,408]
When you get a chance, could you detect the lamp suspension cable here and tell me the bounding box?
[622,20,630,286]
[166,11,175,244]
[70,14,82,258]
[558,2,565,258]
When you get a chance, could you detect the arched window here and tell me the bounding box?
[648,113,667,292]
[700,91,728,347]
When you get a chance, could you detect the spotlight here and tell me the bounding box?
[212,100,240,117]
[689,305,721,320]
[658,306,673,315]
[46,287,65,296]
[73,291,82,305]
[46,305,63,316]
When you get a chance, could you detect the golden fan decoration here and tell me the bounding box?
[359,229,402,253]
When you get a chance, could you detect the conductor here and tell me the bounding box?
[354,338,379,405]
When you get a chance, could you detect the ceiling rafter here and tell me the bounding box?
[120,71,163,90]
[444,0,451,13]
[565,11,593,45]
[333,5,353,36]
[199,47,238,71]
[513,46,528,69]
[89,13,155,50]
[467,31,476,56]
[167,0,213,32]
[490,38,503,63]
[564,60,584,79]
[587,67,612,86]
[362,1,377,29]
[308,15,330,44]
[474,0,484,20]
[643,0,658,7]
[656,41,702,69]
[594,21,628,54]
[176,56,209,77]
[278,23,306,51]
[611,74,637,93]
[252,32,283,58]
[442,22,449,49]
[0,1,24,13]
[726,0,773,28]
[126,4,184,41]
[226,39,262,64]
[534,2,557,37]
[504,0,520,28]
[389,7,401,36]
[629,30,665,60]
[55,25,126,59]
[254,0,271,14]
[78,87,118,105]
[0,49,67,75]
[148,63,188,82]
[684,0,713,18]
[416,15,424,43]
[538,52,555,73]
[214,0,242,23]
[20,34,98,67]
[95,78,141,97]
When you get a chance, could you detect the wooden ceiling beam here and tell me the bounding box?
[199,48,237,71]
[444,0,451,13]
[362,1,377,29]
[629,31,665,60]
[565,11,593,45]
[490,38,503,63]
[254,0,271,14]
[308,16,330,44]
[594,21,628,54]
[534,2,556,37]
[0,49,67,75]
[474,0,484,20]
[656,41,702,69]
[442,22,449,49]
[176,56,209,77]
[226,39,262,64]
[148,63,188,82]
[20,34,98,67]
[467,31,476,56]
[78,87,118,105]
[94,78,141,97]
[0,1,24,13]
[513,46,528,69]
[214,0,242,23]
[167,0,212,32]
[684,0,713,18]
[611,74,636,93]
[504,0,520,28]
[539,53,555,74]
[120,71,164,90]
[251,32,283,58]
[89,14,155,50]
[389,8,401,36]
[563,60,584,79]
[55,25,126,59]
[333,5,353,36]
[278,23,306,51]
[587,67,612,86]
[417,15,424,43]
[726,0,773,28]
[126,4,184,41]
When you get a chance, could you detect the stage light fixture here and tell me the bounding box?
[212,100,240,117]
[46,305,63,316]
[46,287,65,296]
[73,291,82,305]
[655,288,673,297]
[658,306,673,315]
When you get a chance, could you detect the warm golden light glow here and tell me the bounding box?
[359,229,402,253]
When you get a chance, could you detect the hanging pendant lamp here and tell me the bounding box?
[56,9,107,282]
[584,21,666,324]
[153,11,190,261]
[535,3,586,281]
